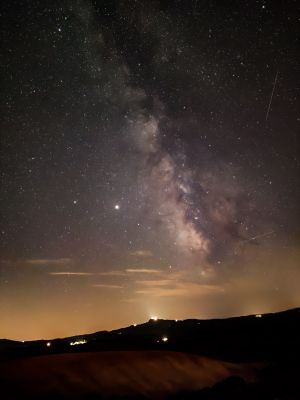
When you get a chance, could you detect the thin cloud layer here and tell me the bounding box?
[126,268,162,274]
[48,272,93,276]
[26,258,72,266]
[92,284,123,289]
[129,250,153,257]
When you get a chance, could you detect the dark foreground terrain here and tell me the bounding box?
[0,308,299,399]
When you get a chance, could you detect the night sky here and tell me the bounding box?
[1,0,299,340]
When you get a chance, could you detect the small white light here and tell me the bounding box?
[70,339,87,346]
[114,204,120,210]
[46,342,51,347]
[162,337,168,342]
[151,316,158,321]
[256,314,262,318]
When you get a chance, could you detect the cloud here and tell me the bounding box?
[135,279,173,287]
[25,258,72,266]
[126,268,162,274]
[97,271,127,276]
[133,268,224,298]
[121,298,139,303]
[92,284,123,289]
[48,272,93,276]
[129,250,153,257]
[135,281,224,297]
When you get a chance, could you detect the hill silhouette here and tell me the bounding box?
[0,308,299,399]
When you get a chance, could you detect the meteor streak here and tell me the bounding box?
[265,71,279,121]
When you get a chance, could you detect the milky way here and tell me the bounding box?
[0,0,299,340]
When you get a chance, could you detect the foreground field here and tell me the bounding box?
[0,350,257,399]
[1,308,299,398]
